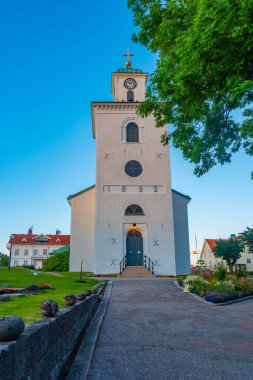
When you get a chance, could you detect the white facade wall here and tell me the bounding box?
[111,72,147,102]
[93,104,175,275]
[69,187,95,272]
[10,243,67,269]
[69,67,191,275]
[201,241,253,271]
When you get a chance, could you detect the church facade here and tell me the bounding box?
[68,56,191,275]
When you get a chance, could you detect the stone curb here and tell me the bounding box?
[66,281,112,380]
[173,280,253,306]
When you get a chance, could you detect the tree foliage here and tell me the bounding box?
[42,252,69,272]
[213,238,243,273]
[239,226,253,253]
[0,253,9,266]
[128,0,253,177]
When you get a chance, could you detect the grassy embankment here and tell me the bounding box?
[0,267,99,323]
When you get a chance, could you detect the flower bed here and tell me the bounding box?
[177,264,253,304]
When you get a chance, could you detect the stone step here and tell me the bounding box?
[125,266,151,272]
[120,266,155,278]
[121,274,154,278]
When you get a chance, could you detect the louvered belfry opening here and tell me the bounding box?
[127,90,134,102]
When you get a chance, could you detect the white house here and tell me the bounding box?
[201,238,253,271]
[7,228,70,269]
[68,53,191,275]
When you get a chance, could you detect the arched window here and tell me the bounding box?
[125,204,144,215]
[127,90,134,102]
[126,122,139,142]
[127,229,142,238]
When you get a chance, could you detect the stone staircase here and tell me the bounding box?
[119,266,155,278]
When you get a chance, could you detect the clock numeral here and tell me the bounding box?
[122,186,126,192]
[154,186,158,192]
[139,186,143,192]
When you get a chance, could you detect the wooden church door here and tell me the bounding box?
[126,229,143,266]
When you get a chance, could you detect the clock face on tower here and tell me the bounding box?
[124,78,137,89]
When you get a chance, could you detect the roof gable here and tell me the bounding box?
[206,239,218,250]
[9,234,70,245]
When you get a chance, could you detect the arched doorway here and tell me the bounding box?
[126,229,143,266]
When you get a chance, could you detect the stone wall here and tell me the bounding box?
[0,292,100,380]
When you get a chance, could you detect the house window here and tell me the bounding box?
[24,249,29,255]
[34,249,38,256]
[23,260,28,266]
[14,249,19,256]
[43,249,48,256]
[209,261,212,266]
[127,90,134,102]
[125,204,144,215]
[126,123,139,142]
[247,258,251,264]
[14,260,19,266]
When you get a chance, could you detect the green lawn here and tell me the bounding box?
[0,268,99,323]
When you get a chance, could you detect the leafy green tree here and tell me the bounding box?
[42,252,69,272]
[213,238,243,273]
[239,226,253,253]
[128,0,253,177]
[0,253,9,266]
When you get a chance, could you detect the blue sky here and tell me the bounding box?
[0,0,252,255]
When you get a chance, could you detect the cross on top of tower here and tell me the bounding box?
[123,48,134,68]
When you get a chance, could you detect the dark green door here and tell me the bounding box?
[126,230,143,266]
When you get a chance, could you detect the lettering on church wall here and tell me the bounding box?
[103,185,165,193]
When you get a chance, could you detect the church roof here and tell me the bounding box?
[172,189,191,201]
[117,68,143,73]
[67,185,95,203]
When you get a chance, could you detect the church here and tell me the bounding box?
[68,51,191,276]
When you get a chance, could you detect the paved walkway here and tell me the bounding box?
[87,279,253,380]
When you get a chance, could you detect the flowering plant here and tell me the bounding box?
[6,288,17,293]
[183,275,209,295]
[40,283,52,289]
[190,266,213,280]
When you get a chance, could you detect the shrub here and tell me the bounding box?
[226,274,236,280]
[234,278,253,295]
[213,265,227,281]
[183,275,209,295]
[207,281,235,299]
[42,252,69,272]
[235,266,247,278]
[190,266,213,280]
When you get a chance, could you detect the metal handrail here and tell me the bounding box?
[144,255,156,274]
[119,255,127,274]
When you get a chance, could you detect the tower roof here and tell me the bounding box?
[117,68,143,73]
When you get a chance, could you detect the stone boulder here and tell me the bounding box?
[40,300,58,317]
[64,294,77,306]
[0,316,25,341]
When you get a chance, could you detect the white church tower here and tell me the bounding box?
[68,50,191,275]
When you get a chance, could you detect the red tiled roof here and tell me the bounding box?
[205,237,240,252]
[205,239,218,250]
[9,234,70,245]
